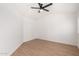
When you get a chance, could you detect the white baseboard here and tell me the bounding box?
[34,38,77,46]
[8,42,23,56]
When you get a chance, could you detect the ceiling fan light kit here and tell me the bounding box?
[31,3,53,13]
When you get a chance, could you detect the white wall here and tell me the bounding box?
[33,3,78,46]
[16,3,36,42]
[77,6,79,47]
[0,4,23,56]
[23,17,34,42]
[77,15,79,47]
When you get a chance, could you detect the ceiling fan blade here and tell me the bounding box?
[38,3,43,8]
[43,8,49,12]
[43,3,53,8]
[38,3,41,6]
[31,7,40,9]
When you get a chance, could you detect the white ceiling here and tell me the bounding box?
[16,3,79,19]
[0,3,78,20]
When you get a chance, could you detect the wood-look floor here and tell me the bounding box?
[12,39,79,56]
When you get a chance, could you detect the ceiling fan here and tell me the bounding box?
[31,3,53,13]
